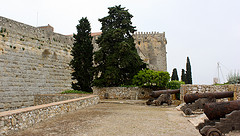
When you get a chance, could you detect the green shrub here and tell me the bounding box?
[214,83,229,85]
[227,71,240,84]
[61,90,91,94]
[166,80,185,89]
[132,69,170,90]
[120,85,138,87]
[166,80,184,100]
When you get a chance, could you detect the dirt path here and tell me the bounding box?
[11,103,201,136]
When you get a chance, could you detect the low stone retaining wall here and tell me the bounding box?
[34,94,90,105]
[93,87,152,100]
[0,95,99,135]
[180,84,240,101]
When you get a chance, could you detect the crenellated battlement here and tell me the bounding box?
[134,31,165,36]
[133,31,166,44]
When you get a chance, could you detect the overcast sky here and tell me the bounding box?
[1,0,240,84]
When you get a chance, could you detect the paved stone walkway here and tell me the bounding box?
[10,102,203,136]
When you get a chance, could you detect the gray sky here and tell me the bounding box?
[1,0,240,84]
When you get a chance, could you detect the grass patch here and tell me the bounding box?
[61,90,92,94]
[214,83,229,85]
[120,85,138,87]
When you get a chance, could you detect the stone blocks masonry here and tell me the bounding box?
[0,16,73,111]
[0,16,167,111]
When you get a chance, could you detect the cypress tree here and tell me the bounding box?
[181,69,186,83]
[70,17,93,92]
[171,68,179,81]
[186,57,192,84]
[94,5,146,87]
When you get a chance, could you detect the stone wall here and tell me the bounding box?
[93,87,152,100]
[0,95,99,135]
[180,84,240,101]
[34,94,90,105]
[0,16,73,111]
[133,32,167,71]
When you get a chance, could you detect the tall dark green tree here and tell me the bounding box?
[94,5,146,87]
[171,68,179,81]
[70,17,93,92]
[186,57,192,84]
[181,69,186,83]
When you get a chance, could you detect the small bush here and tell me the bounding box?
[166,80,185,89]
[166,80,184,100]
[120,84,138,87]
[227,71,240,84]
[61,90,91,94]
[132,69,170,90]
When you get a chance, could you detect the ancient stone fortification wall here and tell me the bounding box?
[133,32,167,71]
[0,95,99,135]
[34,94,91,105]
[0,16,73,111]
[180,84,240,101]
[93,87,152,100]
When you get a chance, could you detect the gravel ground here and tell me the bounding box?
[10,102,201,136]
[9,102,240,136]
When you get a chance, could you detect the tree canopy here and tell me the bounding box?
[93,5,146,87]
[70,17,93,92]
[181,69,186,83]
[186,57,192,84]
[171,68,179,81]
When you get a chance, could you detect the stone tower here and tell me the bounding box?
[133,32,167,71]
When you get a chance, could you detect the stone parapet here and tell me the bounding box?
[93,87,152,100]
[34,94,91,105]
[180,84,240,101]
[0,95,99,135]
